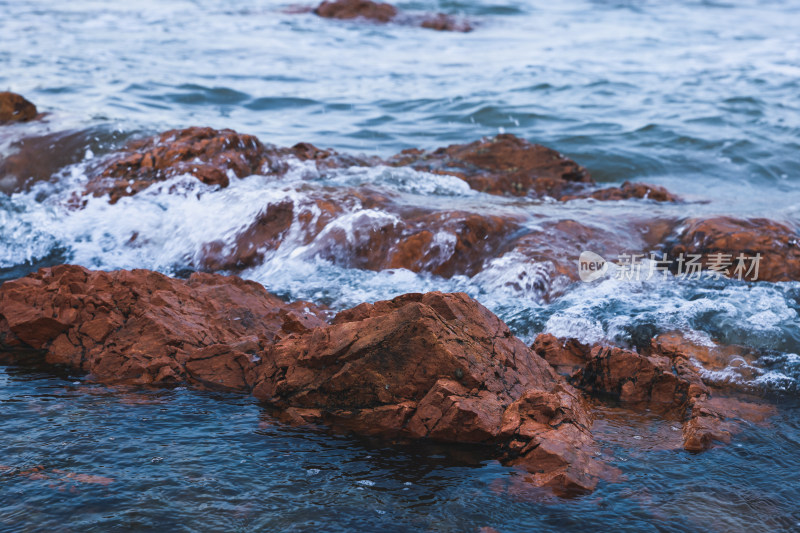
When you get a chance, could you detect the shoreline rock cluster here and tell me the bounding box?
[0,92,789,495]
[0,265,606,494]
[0,264,776,494]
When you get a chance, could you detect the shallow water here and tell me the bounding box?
[1,0,800,530]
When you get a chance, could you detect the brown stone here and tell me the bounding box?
[389,134,593,199]
[562,181,680,202]
[532,333,591,377]
[667,216,800,282]
[0,265,326,387]
[0,92,38,123]
[532,332,775,452]
[85,127,374,203]
[314,0,398,22]
[0,266,604,494]
[418,13,473,32]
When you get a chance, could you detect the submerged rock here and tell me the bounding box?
[0,92,38,124]
[666,216,800,282]
[0,265,604,494]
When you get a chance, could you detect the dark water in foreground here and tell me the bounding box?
[2,0,800,530]
[2,367,800,533]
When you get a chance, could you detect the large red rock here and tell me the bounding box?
[0,265,326,386]
[0,92,38,124]
[0,266,605,494]
[667,216,800,282]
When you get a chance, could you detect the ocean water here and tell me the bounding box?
[1,0,800,531]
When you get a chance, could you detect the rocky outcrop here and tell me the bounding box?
[313,0,472,32]
[85,127,374,203]
[0,92,38,124]
[666,216,800,282]
[0,265,327,385]
[389,134,593,199]
[1,265,604,494]
[532,332,774,452]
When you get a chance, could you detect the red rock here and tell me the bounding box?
[312,0,472,32]
[532,333,591,377]
[418,13,472,32]
[667,216,800,282]
[533,332,775,452]
[85,127,373,203]
[196,186,523,278]
[390,134,593,198]
[562,181,680,202]
[575,344,706,407]
[314,0,398,22]
[252,290,603,493]
[0,266,604,494]
[0,129,112,194]
[0,265,326,387]
[0,92,38,123]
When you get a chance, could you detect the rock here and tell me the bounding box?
[682,395,773,452]
[0,92,38,124]
[0,264,327,386]
[312,0,472,32]
[0,266,604,494]
[418,13,473,33]
[575,344,707,408]
[666,216,800,282]
[532,333,591,378]
[562,181,680,202]
[0,128,122,194]
[85,127,373,203]
[252,290,603,493]
[389,134,593,198]
[196,185,523,277]
[532,332,775,452]
[314,0,398,22]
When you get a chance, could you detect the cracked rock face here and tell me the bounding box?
[533,332,775,452]
[0,265,605,494]
[0,265,327,386]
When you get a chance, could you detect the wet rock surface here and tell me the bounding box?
[84,127,374,203]
[666,216,800,282]
[562,181,681,202]
[314,0,398,23]
[1,265,604,494]
[389,134,593,199]
[0,92,38,124]
[532,332,775,452]
[0,265,327,387]
[312,0,472,32]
